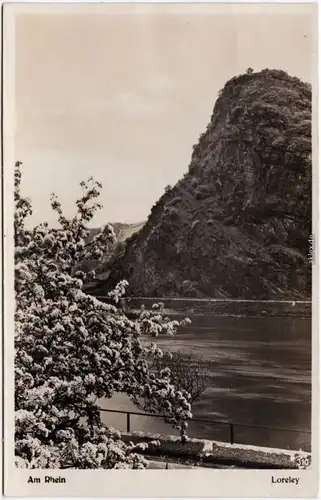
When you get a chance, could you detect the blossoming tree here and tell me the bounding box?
[14,161,192,469]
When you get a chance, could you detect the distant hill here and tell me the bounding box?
[101,69,312,299]
[112,222,146,243]
[88,222,145,243]
[81,221,145,279]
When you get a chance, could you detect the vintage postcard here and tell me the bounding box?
[2,1,319,497]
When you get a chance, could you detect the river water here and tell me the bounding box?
[99,314,311,451]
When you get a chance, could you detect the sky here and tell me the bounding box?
[14,3,315,228]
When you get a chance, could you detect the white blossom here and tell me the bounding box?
[14,161,191,469]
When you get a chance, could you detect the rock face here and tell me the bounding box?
[106,70,312,299]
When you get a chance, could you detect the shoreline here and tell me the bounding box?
[119,297,312,318]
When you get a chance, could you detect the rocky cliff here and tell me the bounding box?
[105,69,312,299]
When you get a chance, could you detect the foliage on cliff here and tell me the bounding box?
[106,69,312,299]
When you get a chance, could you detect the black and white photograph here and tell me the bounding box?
[2,2,318,497]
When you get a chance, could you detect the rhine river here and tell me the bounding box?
[99,314,311,451]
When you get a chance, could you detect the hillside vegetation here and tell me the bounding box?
[80,221,144,277]
[105,69,312,299]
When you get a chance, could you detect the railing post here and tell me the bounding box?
[127,412,131,433]
[230,423,234,444]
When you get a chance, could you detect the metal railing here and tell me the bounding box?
[99,407,311,447]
